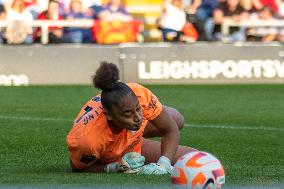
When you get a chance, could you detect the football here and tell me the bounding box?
[171,151,225,189]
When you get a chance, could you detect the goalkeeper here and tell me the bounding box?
[66,62,197,174]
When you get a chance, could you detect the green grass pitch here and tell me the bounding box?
[0,84,283,188]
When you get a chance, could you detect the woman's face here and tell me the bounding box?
[110,0,121,7]
[227,0,240,8]
[12,0,24,11]
[259,9,272,20]
[172,0,182,8]
[48,1,59,14]
[0,12,6,20]
[107,93,143,132]
[71,1,82,13]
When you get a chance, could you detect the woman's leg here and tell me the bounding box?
[141,138,197,165]
[142,106,196,164]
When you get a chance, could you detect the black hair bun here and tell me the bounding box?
[93,61,120,91]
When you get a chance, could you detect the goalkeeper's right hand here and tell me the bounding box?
[104,152,145,173]
[139,156,174,175]
[139,163,170,175]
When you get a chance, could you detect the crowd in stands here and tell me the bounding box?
[0,0,133,44]
[0,0,284,44]
[160,0,284,42]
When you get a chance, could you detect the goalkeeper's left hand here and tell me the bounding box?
[104,152,145,173]
[139,156,174,175]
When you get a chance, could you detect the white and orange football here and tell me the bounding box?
[171,151,225,189]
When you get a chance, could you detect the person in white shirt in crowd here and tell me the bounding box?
[6,0,34,44]
[159,0,187,42]
[247,6,279,41]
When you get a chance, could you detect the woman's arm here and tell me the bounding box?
[149,107,180,162]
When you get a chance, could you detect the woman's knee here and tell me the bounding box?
[164,106,184,131]
[173,145,198,164]
[176,112,185,130]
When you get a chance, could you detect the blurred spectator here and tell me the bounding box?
[180,22,199,42]
[92,0,141,44]
[35,0,64,43]
[159,0,187,42]
[247,7,278,41]
[98,0,132,21]
[187,0,221,40]
[64,0,92,43]
[278,0,284,17]
[0,0,7,6]
[56,0,68,15]
[87,1,103,19]
[183,0,192,8]
[24,0,42,19]
[23,0,35,7]
[207,0,249,42]
[240,0,263,13]
[0,4,5,16]
[0,4,6,44]
[188,0,220,21]
[260,0,279,13]
[92,0,134,44]
[6,0,34,44]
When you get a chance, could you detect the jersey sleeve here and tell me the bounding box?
[67,135,102,170]
[128,83,163,121]
[67,96,104,170]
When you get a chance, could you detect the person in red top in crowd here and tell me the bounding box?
[23,0,36,8]
[34,0,64,43]
[260,0,279,13]
[24,0,42,18]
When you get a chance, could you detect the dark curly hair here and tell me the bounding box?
[92,61,136,111]
[0,4,5,14]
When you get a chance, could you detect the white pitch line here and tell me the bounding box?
[0,115,284,132]
[0,115,72,122]
[185,123,284,132]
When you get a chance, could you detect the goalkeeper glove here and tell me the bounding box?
[157,156,174,173]
[139,156,174,175]
[104,152,145,173]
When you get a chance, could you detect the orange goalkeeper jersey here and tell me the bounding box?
[66,83,163,170]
